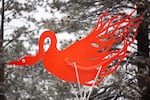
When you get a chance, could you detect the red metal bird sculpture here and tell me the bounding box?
[8,9,143,86]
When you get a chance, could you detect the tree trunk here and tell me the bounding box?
[137,1,150,100]
[0,0,5,99]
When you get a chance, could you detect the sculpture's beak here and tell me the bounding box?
[7,60,23,66]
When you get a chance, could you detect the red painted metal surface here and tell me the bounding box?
[8,8,143,86]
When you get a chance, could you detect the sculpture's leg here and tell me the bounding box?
[86,66,102,100]
[73,62,82,97]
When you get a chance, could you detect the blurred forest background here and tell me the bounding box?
[0,0,150,100]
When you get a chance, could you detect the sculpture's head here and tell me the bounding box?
[8,55,37,66]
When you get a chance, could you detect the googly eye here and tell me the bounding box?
[21,59,26,63]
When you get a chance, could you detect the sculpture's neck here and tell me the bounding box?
[27,30,57,64]
[38,30,57,56]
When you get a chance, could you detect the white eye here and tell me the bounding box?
[21,59,26,63]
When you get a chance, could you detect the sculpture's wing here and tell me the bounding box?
[64,8,143,69]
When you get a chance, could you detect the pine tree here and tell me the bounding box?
[0,0,5,99]
[137,1,150,100]
[2,0,149,99]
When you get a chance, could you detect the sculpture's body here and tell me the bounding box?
[8,8,143,86]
